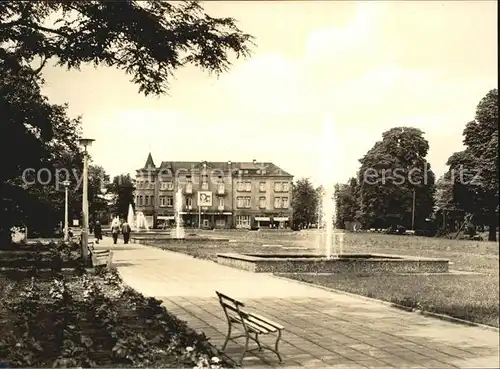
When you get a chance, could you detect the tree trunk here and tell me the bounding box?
[488,208,497,241]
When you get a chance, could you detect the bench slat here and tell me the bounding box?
[243,312,279,332]
[246,312,284,330]
[229,314,270,334]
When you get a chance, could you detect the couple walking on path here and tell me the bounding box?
[111,218,132,244]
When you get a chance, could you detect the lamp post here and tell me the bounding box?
[62,180,70,242]
[78,138,95,263]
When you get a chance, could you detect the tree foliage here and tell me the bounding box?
[0,1,253,95]
[1,1,253,242]
[356,127,435,229]
[334,177,360,228]
[292,178,319,228]
[445,89,498,241]
[107,174,135,220]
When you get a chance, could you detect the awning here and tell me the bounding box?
[274,217,289,222]
[255,217,271,221]
[157,216,175,220]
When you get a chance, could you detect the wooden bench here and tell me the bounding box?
[216,291,284,365]
[88,242,113,268]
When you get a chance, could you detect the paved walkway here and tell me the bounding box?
[99,238,499,368]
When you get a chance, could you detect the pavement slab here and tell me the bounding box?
[99,238,499,368]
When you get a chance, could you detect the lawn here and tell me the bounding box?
[148,230,499,327]
[0,242,230,368]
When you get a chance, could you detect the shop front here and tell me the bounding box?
[254,216,272,228]
[156,215,175,229]
[274,216,290,229]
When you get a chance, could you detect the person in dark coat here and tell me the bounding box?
[94,221,102,244]
[122,221,131,244]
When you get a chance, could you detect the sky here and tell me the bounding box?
[41,1,498,186]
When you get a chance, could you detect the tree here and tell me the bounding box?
[446,89,498,241]
[0,1,253,95]
[334,177,361,229]
[88,165,110,223]
[107,174,135,220]
[292,178,319,228]
[357,127,436,229]
[1,1,253,242]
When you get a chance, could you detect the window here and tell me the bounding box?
[162,181,173,191]
[259,197,266,209]
[137,196,143,206]
[236,215,251,229]
[201,174,209,190]
[282,197,289,209]
[150,196,155,206]
[274,182,283,192]
[274,197,281,208]
[216,219,226,227]
[166,196,173,207]
[186,182,193,193]
[217,181,225,193]
[218,197,224,208]
[160,196,166,207]
[160,182,166,190]
[259,182,266,192]
[237,196,251,208]
[186,197,192,208]
[282,182,289,192]
[237,181,251,192]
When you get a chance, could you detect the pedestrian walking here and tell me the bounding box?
[111,217,121,244]
[94,221,102,244]
[122,221,131,244]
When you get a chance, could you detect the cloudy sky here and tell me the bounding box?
[41,1,497,185]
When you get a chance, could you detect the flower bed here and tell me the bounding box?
[0,244,231,368]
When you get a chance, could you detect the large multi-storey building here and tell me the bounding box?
[134,153,293,229]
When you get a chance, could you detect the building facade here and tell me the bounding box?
[134,154,293,229]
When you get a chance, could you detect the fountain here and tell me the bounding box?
[216,114,450,275]
[135,211,150,232]
[127,204,135,230]
[173,188,185,239]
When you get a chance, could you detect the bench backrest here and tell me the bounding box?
[216,291,250,327]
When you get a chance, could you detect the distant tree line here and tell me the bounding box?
[292,89,498,241]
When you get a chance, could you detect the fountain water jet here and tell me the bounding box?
[127,204,135,230]
[135,211,150,232]
[173,188,185,239]
[319,113,339,259]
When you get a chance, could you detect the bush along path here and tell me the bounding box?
[0,248,230,368]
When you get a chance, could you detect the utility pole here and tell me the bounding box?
[78,138,95,264]
[63,180,70,242]
[411,189,416,230]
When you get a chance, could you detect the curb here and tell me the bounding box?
[272,274,499,332]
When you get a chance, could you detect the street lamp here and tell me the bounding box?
[78,138,95,263]
[62,180,70,242]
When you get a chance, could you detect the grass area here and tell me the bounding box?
[148,230,499,327]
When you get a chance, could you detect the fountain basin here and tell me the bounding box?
[216,253,449,274]
[131,237,230,244]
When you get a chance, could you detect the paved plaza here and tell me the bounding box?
[99,238,499,368]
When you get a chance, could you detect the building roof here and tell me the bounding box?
[136,155,292,177]
[143,152,155,169]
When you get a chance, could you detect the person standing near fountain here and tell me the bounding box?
[122,220,132,244]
